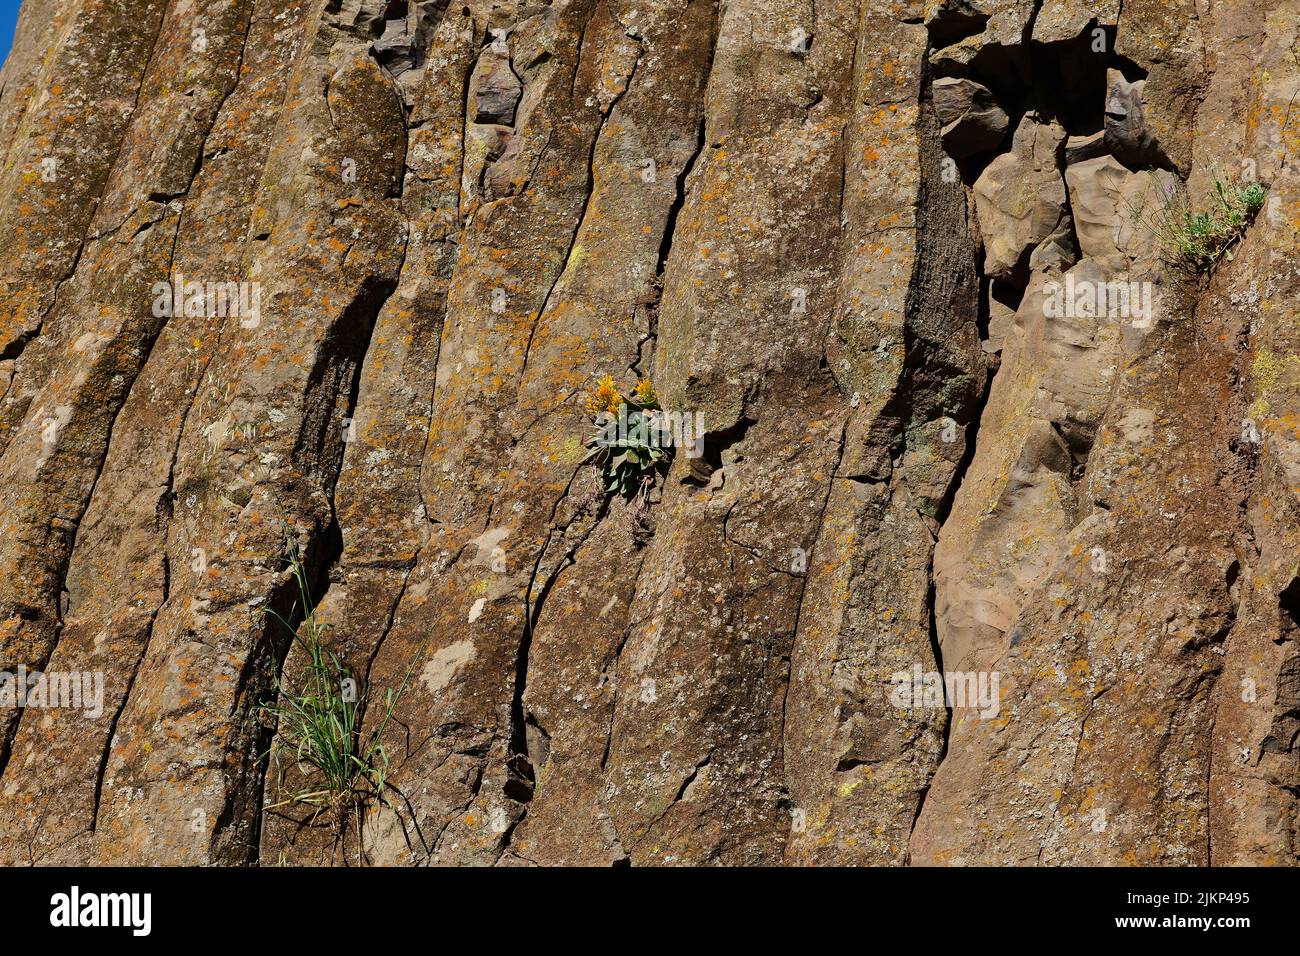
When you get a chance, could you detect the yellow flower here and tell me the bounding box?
[588,374,622,415]
[633,378,656,404]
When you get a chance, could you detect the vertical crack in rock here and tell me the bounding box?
[253,268,402,865]
[0,0,171,423]
[73,0,412,864]
[518,26,643,386]
[909,0,1283,865]
[0,0,175,776]
[0,0,260,837]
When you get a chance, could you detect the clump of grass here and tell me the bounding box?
[1142,170,1268,273]
[259,545,412,839]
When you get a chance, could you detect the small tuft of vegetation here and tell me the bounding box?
[1141,170,1268,273]
[259,545,413,841]
[582,375,672,542]
[583,375,671,498]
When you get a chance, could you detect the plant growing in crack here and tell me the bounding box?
[258,543,416,856]
[583,374,672,539]
[1137,169,1268,274]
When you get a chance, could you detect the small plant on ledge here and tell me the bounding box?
[1142,169,1268,274]
[583,375,672,536]
[259,544,414,854]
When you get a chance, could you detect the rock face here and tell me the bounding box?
[0,0,1295,867]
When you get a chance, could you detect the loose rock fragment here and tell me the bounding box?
[1104,69,1163,170]
[972,113,1068,280]
[472,51,523,126]
[933,77,1009,158]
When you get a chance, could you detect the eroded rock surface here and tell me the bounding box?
[0,0,1296,867]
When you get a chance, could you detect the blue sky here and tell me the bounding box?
[0,0,20,72]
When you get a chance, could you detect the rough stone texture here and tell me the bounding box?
[1065,154,1131,259]
[934,76,1009,158]
[973,112,1068,280]
[1105,70,1164,171]
[0,0,1296,868]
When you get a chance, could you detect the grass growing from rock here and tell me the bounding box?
[260,545,412,844]
[1144,170,1267,273]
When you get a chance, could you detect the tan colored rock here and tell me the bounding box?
[932,261,1130,684]
[1031,1,1119,44]
[1065,155,1132,260]
[972,114,1067,280]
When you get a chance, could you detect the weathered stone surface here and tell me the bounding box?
[1112,0,1206,174]
[972,113,1067,280]
[1065,154,1132,260]
[470,48,523,125]
[1064,131,1108,165]
[926,0,1036,79]
[0,0,1295,870]
[1202,0,1300,865]
[1104,70,1163,170]
[934,77,1008,157]
[1031,1,1119,44]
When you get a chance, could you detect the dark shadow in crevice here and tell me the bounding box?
[682,417,755,486]
[926,0,991,49]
